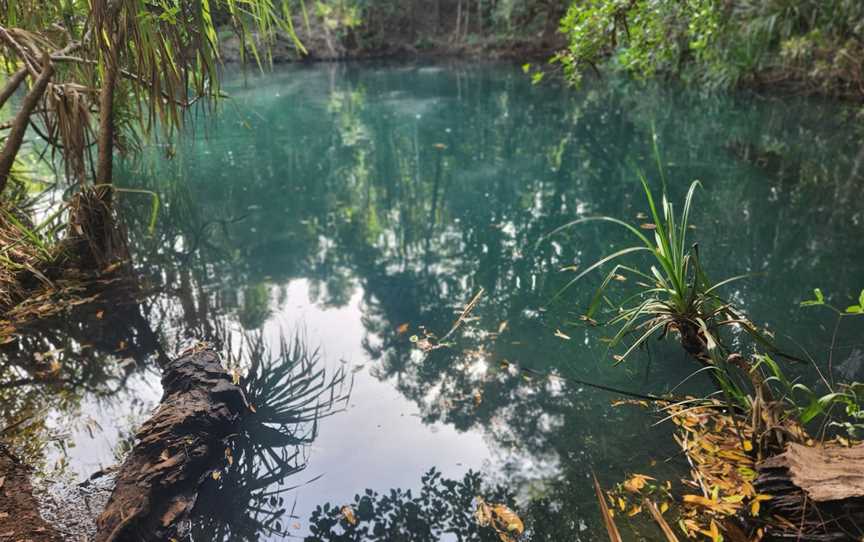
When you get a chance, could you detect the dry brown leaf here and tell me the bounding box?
[341,505,357,525]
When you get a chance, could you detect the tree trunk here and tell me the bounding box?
[95,47,118,188]
[455,0,462,41]
[94,348,249,542]
[0,58,53,195]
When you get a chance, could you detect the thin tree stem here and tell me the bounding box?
[96,46,118,187]
[0,68,27,110]
[0,56,53,195]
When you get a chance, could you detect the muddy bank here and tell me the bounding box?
[0,449,62,541]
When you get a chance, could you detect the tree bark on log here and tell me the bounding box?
[756,443,864,541]
[94,348,248,542]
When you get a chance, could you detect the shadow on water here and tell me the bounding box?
[193,331,350,541]
[3,61,863,540]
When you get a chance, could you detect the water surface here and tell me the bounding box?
[8,61,864,541]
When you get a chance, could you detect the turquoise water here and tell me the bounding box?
[8,61,864,540]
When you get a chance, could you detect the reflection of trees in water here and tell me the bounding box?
[0,283,166,467]
[193,332,349,541]
[115,64,864,537]
[306,469,516,542]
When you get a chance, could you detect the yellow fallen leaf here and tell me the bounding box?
[554,329,571,340]
[492,504,524,534]
[396,323,410,334]
[709,519,721,542]
[211,470,221,480]
[623,473,655,493]
[341,505,357,525]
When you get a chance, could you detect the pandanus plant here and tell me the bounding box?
[552,176,780,399]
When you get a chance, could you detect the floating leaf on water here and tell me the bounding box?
[560,265,579,272]
[636,212,648,219]
[341,505,357,525]
[433,143,447,150]
[554,329,571,340]
[211,470,221,480]
[492,504,524,534]
[475,497,524,540]
[473,390,483,406]
[409,335,419,343]
[95,310,104,319]
[225,447,233,465]
[498,321,508,333]
[396,322,410,334]
[475,497,493,526]
[622,473,655,493]
[578,314,598,326]
[640,223,657,230]
[292,522,301,530]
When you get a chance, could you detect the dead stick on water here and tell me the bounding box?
[439,287,484,342]
[646,499,679,542]
[592,471,622,542]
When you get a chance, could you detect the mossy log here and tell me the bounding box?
[94,348,248,542]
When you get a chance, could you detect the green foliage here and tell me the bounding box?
[558,0,864,95]
[801,287,864,315]
[755,354,864,438]
[552,175,753,368]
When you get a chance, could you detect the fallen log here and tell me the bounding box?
[94,347,248,542]
[756,442,864,541]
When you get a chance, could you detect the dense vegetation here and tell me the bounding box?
[556,0,864,97]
